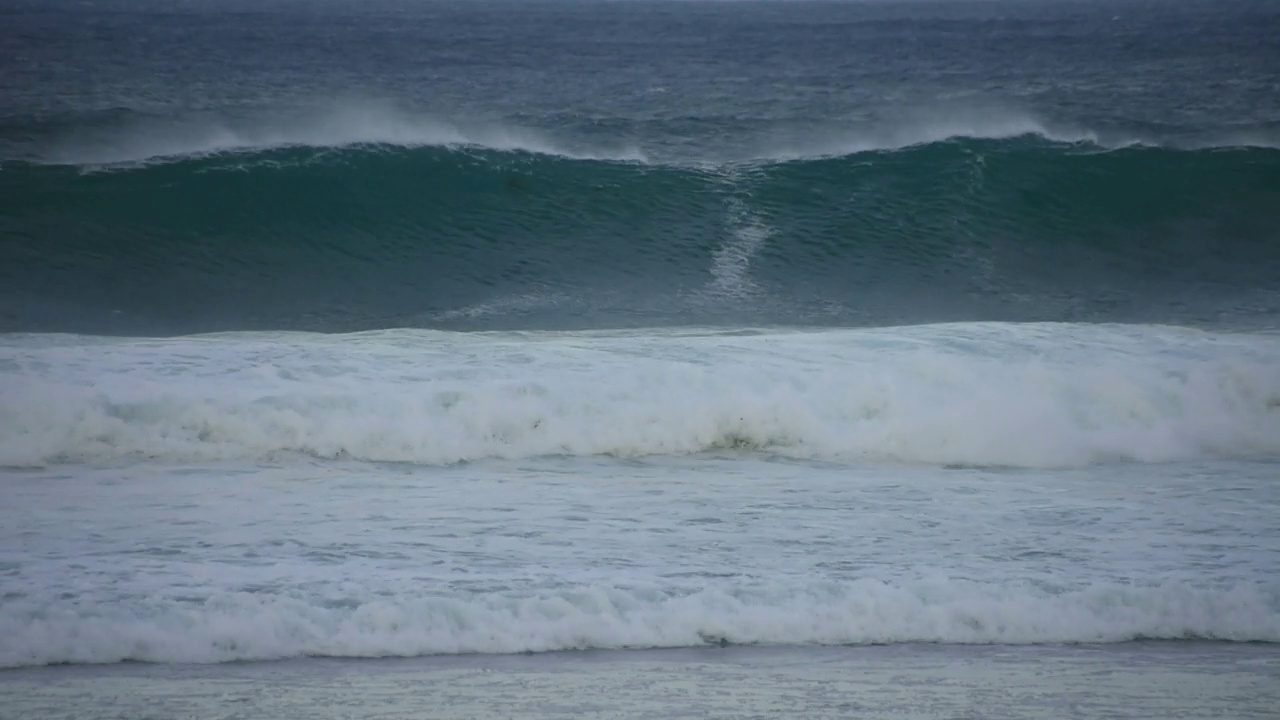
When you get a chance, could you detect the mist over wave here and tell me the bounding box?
[12,102,1279,169]
[24,102,649,167]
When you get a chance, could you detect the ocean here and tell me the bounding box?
[2,0,1279,717]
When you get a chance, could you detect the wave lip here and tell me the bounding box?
[3,324,1279,469]
[2,579,1275,668]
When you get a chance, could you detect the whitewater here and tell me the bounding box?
[4,323,1280,469]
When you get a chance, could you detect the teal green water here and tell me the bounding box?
[4,139,1278,333]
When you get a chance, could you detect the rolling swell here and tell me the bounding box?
[2,137,1278,333]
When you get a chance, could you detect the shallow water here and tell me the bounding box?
[3,644,1278,720]
[4,446,1278,666]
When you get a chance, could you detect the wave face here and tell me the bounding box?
[3,579,1276,667]
[3,138,1279,334]
[4,323,1279,469]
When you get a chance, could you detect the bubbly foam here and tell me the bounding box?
[2,579,1274,668]
[2,323,1278,468]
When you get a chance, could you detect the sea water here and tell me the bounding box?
[2,0,1279,717]
[2,325,1278,716]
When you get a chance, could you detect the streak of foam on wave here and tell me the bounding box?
[34,103,1277,170]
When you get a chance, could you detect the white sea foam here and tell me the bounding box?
[1,579,1274,667]
[2,323,1278,469]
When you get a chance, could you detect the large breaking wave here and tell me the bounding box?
[3,127,1278,334]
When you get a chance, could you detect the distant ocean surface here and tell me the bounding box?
[2,0,1278,716]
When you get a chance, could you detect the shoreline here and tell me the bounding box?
[5,642,1277,719]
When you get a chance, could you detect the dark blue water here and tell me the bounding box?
[2,0,1278,333]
